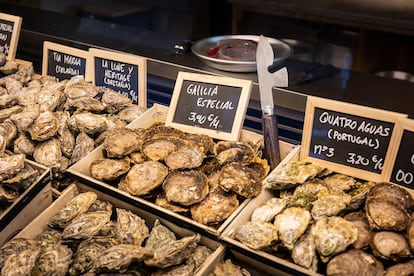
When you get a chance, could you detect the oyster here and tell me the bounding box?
[155,193,189,214]
[311,191,351,220]
[165,145,204,170]
[0,60,18,75]
[0,154,25,181]
[130,152,146,164]
[213,141,255,165]
[49,191,97,228]
[288,180,329,210]
[1,246,41,275]
[186,245,212,271]
[190,184,239,225]
[141,137,183,161]
[62,211,112,240]
[103,128,144,158]
[119,160,168,196]
[370,231,411,262]
[209,259,251,276]
[70,131,94,164]
[0,120,17,148]
[0,184,19,204]
[344,211,372,249]
[312,216,358,262]
[70,112,107,135]
[33,138,62,167]
[144,234,200,268]
[13,133,35,155]
[233,221,278,250]
[33,244,73,276]
[117,104,147,123]
[9,109,39,133]
[2,161,40,190]
[57,127,75,158]
[36,229,63,247]
[251,197,288,222]
[181,132,214,155]
[90,157,130,182]
[93,244,153,272]
[274,207,311,249]
[218,162,262,198]
[101,88,132,114]
[64,78,99,99]
[0,238,39,268]
[291,230,318,271]
[407,213,414,250]
[145,219,176,250]
[0,105,22,123]
[152,263,195,276]
[28,111,59,141]
[0,93,15,108]
[115,208,149,245]
[385,260,414,276]
[365,182,413,231]
[88,199,113,213]
[36,82,66,112]
[322,173,356,192]
[264,161,323,190]
[326,249,384,276]
[67,96,106,112]
[163,170,209,206]
[143,124,184,140]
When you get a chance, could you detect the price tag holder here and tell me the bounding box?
[87,48,147,107]
[386,118,414,188]
[301,96,407,182]
[0,12,22,60]
[166,72,252,141]
[42,41,89,81]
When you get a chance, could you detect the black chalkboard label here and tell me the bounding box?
[0,13,22,60]
[88,48,147,107]
[301,96,407,182]
[46,49,86,81]
[391,129,414,188]
[166,72,252,141]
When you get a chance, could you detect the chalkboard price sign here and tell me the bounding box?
[166,72,252,141]
[0,13,22,60]
[301,96,407,182]
[42,42,88,81]
[87,48,147,107]
[389,119,414,188]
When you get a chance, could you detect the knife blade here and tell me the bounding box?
[257,35,287,170]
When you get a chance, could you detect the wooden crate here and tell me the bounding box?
[67,104,297,238]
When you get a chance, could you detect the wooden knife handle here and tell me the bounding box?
[262,113,281,170]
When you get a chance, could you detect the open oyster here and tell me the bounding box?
[251,197,288,222]
[344,211,372,250]
[209,259,251,276]
[233,221,278,250]
[90,157,130,182]
[165,145,204,170]
[370,231,412,262]
[28,111,59,141]
[145,219,176,250]
[265,161,323,190]
[103,128,144,158]
[213,141,255,165]
[144,234,200,268]
[326,249,384,276]
[33,244,73,276]
[274,207,311,250]
[163,170,209,206]
[118,160,168,196]
[49,191,97,228]
[0,153,25,181]
[115,208,149,246]
[312,216,358,262]
[218,162,262,198]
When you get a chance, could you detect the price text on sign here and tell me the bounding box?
[172,80,240,133]
[391,129,414,187]
[94,57,139,104]
[0,13,22,60]
[310,107,394,173]
[47,49,86,81]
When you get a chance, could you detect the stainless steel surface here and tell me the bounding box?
[191,35,292,72]
[257,35,276,114]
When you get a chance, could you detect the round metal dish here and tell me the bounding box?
[191,35,292,72]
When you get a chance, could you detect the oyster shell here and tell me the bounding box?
[141,137,183,161]
[2,161,40,190]
[90,157,130,182]
[0,120,17,148]
[57,127,75,158]
[0,184,19,204]
[311,191,351,220]
[70,131,94,164]
[163,170,209,206]
[67,96,106,112]
[28,111,59,141]
[0,238,39,268]
[152,263,194,276]
[49,191,97,228]
[36,229,63,247]
[117,105,147,123]
[118,160,168,196]
[33,244,73,276]
[70,112,107,135]
[165,145,204,170]
[181,132,214,155]
[265,161,323,190]
[101,88,132,114]
[291,230,318,271]
[155,193,189,214]
[288,180,329,210]
[251,197,288,222]
[37,82,66,112]
[190,185,239,225]
[326,249,384,276]
[103,128,144,158]
[143,124,184,140]
[218,162,262,198]
[144,234,200,268]
[115,208,149,245]
[33,138,62,167]
[312,216,358,262]
[64,78,99,99]
[370,231,411,262]
[322,173,356,192]
[344,211,372,250]
[213,141,255,165]
[62,211,112,240]
[1,246,41,275]
[385,260,414,276]
[13,133,35,156]
[9,109,39,133]
[234,221,278,250]
[0,154,25,181]
[0,105,22,123]
[145,219,176,250]
[274,207,311,249]
[209,259,251,276]
[407,213,414,251]
[186,245,212,271]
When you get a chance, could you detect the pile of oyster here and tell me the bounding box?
[89,123,269,227]
[0,188,213,275]
[0,62,146,179]
[209,259,251,276]
[233,160,414,275]
[0,153,43,215]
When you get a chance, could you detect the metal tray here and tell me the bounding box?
[191,35,292,72]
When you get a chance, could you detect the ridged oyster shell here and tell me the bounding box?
[115,208,149,245]
[90,157,130,182]
[103,127,144,158]
[33,244,73,276]
[234,221,278,250]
